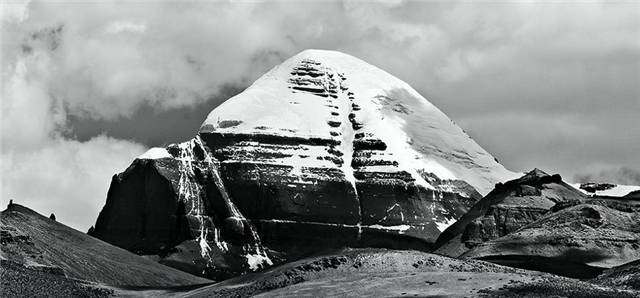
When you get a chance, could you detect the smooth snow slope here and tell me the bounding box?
[200,49,517,195]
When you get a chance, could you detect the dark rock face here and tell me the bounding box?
[434,169,586,257]
[92,138,272,279]
[92,134,450,279]
[202,133,360,225]
[92,158,188,254]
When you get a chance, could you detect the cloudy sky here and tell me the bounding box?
[2,0,639,230]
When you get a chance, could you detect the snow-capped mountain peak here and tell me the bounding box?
[94,50,521,280]
[200,49,517,195]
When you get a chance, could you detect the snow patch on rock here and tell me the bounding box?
[245,253,274,271]
[573,183,640,197]
[368,224,411,233]
[137,147,172,159]
[436,218,458,232]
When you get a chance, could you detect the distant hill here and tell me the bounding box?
[434,169,585,257]
[463,200,640,269]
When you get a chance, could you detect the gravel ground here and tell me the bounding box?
[0,261,112,298]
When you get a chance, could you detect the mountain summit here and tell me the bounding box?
[92,49,517,279]
[201,49,515,196]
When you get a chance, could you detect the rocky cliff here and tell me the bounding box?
[91,49,516,279]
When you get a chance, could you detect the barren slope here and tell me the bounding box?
[0,204,211,287]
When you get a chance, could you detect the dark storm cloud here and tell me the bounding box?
[2,0,639,230]
[66,84,245,146]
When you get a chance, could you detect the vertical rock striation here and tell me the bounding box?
[92,138,272,278]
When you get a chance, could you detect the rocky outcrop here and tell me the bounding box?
[92,50,517,280]
[463,200,640,269]
[434,169,586,257]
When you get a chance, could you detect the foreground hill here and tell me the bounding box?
[594,259,640,290]
[174,248,635,297]
[3,203,637,297]
[0,204,210,287]
[0,260,112,297]
[92,49,517,279]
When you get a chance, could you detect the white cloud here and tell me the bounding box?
[1,136,146,230]
[1,0,31,23]
[1,1,638,229]
[104,20,146,35]
[5,1,637,120]
[578,168,640,185]
[1,27,146,231]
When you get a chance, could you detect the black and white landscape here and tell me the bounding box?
[2,2,640,297]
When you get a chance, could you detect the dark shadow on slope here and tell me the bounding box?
[476,255,605,279]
